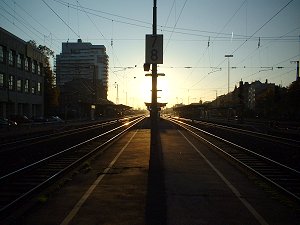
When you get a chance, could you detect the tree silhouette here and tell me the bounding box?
[28,40,59,116]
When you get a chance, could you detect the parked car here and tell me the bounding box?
[32,116,48,123]
[0,117,17,127]
[47,116,64,123]
[9,115,31,124]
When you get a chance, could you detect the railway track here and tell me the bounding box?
[0,116,142,176]
[176,117,300,146]
[172,117,300,171]
[0,115,145,219]
[0,115,141,151]
[167,117,300,202]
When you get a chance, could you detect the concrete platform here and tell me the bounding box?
[19,121,151,225]
[160,119,300,225]
[9,118,300,225]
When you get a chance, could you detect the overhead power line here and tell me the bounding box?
[42,0,80,39]
[0,1,60,51]
[164,0,188,52]
[50,0,299,42]
[231,0,295,55]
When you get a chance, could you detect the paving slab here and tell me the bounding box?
[6,118,300,225]
[159,119,300,225]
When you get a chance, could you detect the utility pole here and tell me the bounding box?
[144,0,163,142]
[290,60,299,81]
[151,0,158,133]
[225,55,233,94]
[225,54,233,121]
[114,82,119,104]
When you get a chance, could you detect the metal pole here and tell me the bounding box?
[151,0,158,134]
[291,60,299,81]
[225,55,233,94]
[114,82,119,104]
[116,83,119,104]
[297,61,299,81]
[228,58,230,94]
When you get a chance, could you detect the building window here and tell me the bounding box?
[9,75,14,90]
[8,50,14,66]
[0,73,4,88]
[0,46,4,63]
[31,81,36,94]
[37,63,42,75]
[25,57,29,71]
[25,79,29,93]
[37,82,41,94]
[17,79,22,92]
[32,60,36,74]
[17,54,23,69]
[37,63,40,75]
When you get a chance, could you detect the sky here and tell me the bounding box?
[1,0,299,109]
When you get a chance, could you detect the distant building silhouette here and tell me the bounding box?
[56,39,108,99]
[248,80,275,110]
[56,39,110,119]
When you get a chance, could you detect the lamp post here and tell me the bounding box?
[225,55,233,94]
[114,82,119,104]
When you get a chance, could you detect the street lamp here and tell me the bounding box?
[114,82,119,104]
[225,55,233,94]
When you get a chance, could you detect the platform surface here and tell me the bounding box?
[15,118,300,225]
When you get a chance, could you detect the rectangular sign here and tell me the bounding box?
[145,34,163,64]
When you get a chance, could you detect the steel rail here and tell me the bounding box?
[0,116,145,217]
[174,117,300,146]
[168,117,300,202]
[0,115,142,150]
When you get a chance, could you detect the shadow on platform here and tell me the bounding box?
[145,118,166,225]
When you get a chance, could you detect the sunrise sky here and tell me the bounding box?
[1,0,299,108]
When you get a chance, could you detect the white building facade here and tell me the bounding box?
[56,39,108,99]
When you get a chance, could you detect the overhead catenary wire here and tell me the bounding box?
[42,0,80,39]
[236,26,300,66]
[50,0,299,43]
[3,0,297,106]
[188,0,296,92]
[163,0,188,52]
[184,0,248,90]
[0,1,61,52]
[161,0,176,33]
[214,53,300,94]
[13,1,61,47]
[231,0,295,55]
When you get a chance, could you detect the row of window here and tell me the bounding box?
[0,73,41,95]
[0,45,43,75]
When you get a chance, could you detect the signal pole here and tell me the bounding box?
[151,0,158,135]
[145,0,163,143]
[291,60,299,81]
[225,54,233,94]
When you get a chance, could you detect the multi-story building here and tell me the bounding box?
[248,80,275,110]
[56,39,108,98]
[0,27,44,119]
[55,39,109,118]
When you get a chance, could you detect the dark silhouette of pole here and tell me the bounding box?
[151,0,158,140]
[225,54,233,94]
[291,60,299,81]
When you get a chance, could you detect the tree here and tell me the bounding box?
[286,80,300,120]
[28,40,59,115]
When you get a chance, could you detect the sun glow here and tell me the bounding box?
[138,76,169,104]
